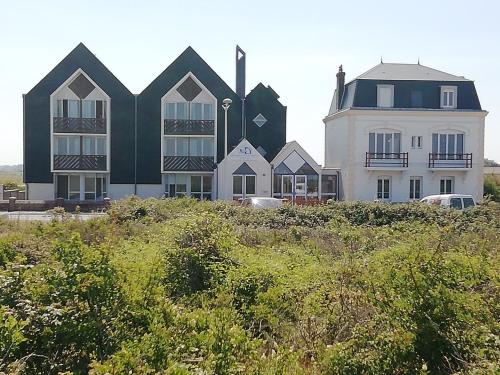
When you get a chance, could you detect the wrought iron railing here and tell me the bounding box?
[428,153,472,168]
[164,119,215,135]
[365,152,409,167]
[53,117,106,134]
[54,155,107,170]
[163,156,214,171]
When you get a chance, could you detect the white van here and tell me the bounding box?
[420,194,476,210]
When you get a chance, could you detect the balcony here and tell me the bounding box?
[365,152,408,168]
[54,155,107,171]
[164,119,215,135]
[163,156,215,171]
[53,117,106,134]
[428,153,472,169]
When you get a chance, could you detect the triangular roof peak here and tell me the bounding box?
[356,62,470,82]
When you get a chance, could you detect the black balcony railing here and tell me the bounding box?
[54,155,107,170]
[163,156,215,171]
[53,117,106,134]
[428,153,472,168]
[164,119,215,135]
[365,152,409,167]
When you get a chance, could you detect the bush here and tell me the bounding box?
[164,213,236,298]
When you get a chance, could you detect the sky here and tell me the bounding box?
[0,0,499,166]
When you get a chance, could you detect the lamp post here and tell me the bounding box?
[222,98,232,157]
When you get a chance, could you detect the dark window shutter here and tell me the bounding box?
[63,100,68,117]
[96,100,103,119]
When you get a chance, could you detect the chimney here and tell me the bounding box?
[236,46,246,99]
[336,65,345,110]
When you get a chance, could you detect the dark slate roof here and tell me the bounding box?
[233,162,256,175]
[333,63,482,113]
[24,43,135,184]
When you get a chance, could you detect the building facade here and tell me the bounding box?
[23,43,338,202]
[324,63,487,202]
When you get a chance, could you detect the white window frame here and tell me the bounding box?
[377,84,394,108]
[409,176,422,200]
[164,137,214,157]
[232,174,256,199]
[189,175,213,200]
[440,86,457,109]
[411,136,423,149]
[164,101,215,121]
[376,177,391,201]
[369,132,401,157]
[440,177,454,194]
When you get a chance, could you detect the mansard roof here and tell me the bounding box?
[356,63,470,82]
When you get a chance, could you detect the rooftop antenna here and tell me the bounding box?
[417,57,420,65]
[380,56,383,64]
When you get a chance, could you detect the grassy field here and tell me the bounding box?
[0,171,23,189]
[0,198,498,374]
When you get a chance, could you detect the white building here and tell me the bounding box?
[324,63,487,202]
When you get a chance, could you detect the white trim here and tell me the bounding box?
[160,72,218,173]
[377,84,394,108]
[440,86,457,109]
[49,68,111,174]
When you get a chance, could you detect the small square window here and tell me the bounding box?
[411,136,423,149]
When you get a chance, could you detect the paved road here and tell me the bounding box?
[0,211,107,222]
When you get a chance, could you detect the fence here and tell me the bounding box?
[0,197,111,213]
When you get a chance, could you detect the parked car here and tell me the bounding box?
[420,194,476,210]
[240,197,285,209]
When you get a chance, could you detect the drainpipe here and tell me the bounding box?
[22,94,27,199]
[134,94,138,195]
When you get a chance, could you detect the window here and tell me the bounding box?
[69,175,80,200]
[233,175,255,198]
[377,178,390,200]
[245,175,256,195]
[463,197,475,209]
[55,136,80,155]
[377,85,394,108]
[164,102,214,120]
[409,177,422,200]
[321,175,337,200]
[369,132,401,156]
[68,100,80,118]
[84,175,107,200]
[82,100,96,118]
[441,86,457,108]
[432,133,464,159]
[450,198,462,209]
[411,90,423,108]
[295,176,306,195]
[82,137,106,155]
[307,175,319,195]
[233,175,243,195]
[440,177,454,194]
[411,136,423,149]
[190,175,212,200]
[273,175,282,195]
[175,174,187,196]
[164,137,214,157]
[282,175,293,194]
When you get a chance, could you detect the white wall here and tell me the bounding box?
[324,110,486,202]
[108,184,136,200]
[26,183,54,200]
[136,184,164,199]
[217,139,272,200]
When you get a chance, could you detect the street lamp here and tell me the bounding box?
[222,98,232,157]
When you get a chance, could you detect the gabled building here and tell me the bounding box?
[23,43,135,201]
[23,43,299,201]
[324,63,487,202]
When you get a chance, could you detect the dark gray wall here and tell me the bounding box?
[24,43,135,184]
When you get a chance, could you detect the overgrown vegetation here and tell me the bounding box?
[0,198,499,374]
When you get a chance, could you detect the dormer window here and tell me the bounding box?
[441,86,457,109]
[377,85,394,108]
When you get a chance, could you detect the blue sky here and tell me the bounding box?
[1,0,498,165]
